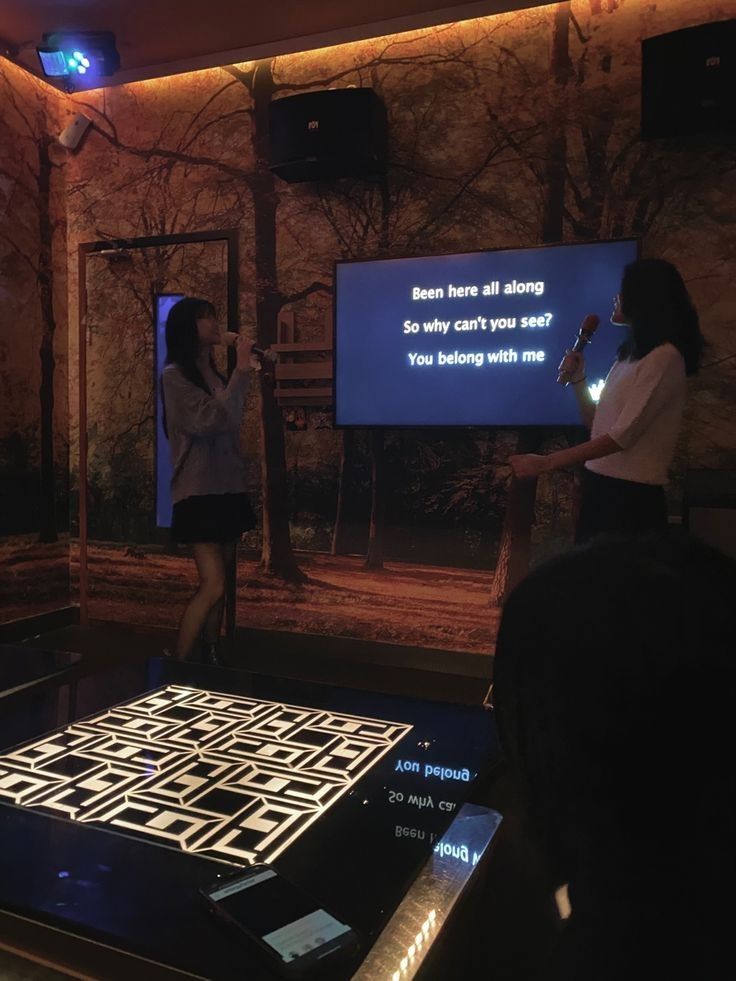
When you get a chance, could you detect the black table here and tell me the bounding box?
[0,645,81,700]
[0,644,82,753]
[0,657,500,979]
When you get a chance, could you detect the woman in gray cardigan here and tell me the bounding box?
[161,297,257,662]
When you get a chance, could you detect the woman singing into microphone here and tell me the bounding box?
[161,297,258,662]
[510,259,704,542]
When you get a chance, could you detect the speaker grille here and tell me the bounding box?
[641,20,735,139]
[268,89,388,182]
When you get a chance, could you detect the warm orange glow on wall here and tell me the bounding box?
[68,5,532,99]
[0,53,69,98]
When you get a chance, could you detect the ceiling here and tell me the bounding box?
[1,0,545,88]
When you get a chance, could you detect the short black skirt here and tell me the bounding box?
[576,469,667,544]
[171,492,256,544]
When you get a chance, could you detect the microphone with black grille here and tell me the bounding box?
[222,332,278,363]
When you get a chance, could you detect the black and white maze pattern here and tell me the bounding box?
[0,686,412,866]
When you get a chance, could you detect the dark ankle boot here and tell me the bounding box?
[200,640,221,666]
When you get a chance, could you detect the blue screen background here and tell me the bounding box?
[335,240,638,427]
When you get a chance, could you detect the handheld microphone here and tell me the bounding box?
[557,313,599,385]
[251,344,277,363]
[222,333,277,363]
[251,343,265,356]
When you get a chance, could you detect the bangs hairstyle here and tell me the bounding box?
[161,297,225,437]
[617,259,704,375]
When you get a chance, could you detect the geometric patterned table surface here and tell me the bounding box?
[0,685,412,867]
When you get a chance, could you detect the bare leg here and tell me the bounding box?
[174,543,226,660]
[202,542,236,643]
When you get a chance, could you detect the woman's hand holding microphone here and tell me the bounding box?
[222,332,272,373]
[557,349,586,386]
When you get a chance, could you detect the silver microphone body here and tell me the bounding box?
[557,313,600,386]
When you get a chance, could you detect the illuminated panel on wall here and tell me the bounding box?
[155,294,184,528]
[0,686,412,866]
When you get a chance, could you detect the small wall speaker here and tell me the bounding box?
[59,112,93,151]
[641,19,735,139]
[268,88,387,183]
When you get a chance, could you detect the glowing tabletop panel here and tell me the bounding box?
[0,684,411,866]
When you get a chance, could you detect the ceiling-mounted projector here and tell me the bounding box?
[36,31,120,86]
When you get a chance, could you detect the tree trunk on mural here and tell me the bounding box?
[37,136,58,544]
[250,63,305,581]
[490,428,542,605]
[541,2,572,243]
[365,429,387,570]
[363,177,392,570]
[491,5,572,605]
[332,428,355,555]
[490,458,540,606]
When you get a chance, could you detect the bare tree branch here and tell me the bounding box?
[178,78,245,147]
[280,280,332,306]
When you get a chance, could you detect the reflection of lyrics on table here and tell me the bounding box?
[0,685,412,867]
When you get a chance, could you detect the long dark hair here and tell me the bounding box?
[492,535,735,973]
[161,297,225,437]
[617,259,704,375]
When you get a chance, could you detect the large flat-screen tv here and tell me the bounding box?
[335,239,639,427]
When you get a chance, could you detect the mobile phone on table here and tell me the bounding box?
[201,865,360,978]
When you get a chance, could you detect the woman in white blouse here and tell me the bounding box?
[510,259,704,542]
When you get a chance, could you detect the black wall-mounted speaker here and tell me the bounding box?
[268,88,388,183]
[641,19,735,139]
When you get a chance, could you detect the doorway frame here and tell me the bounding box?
[77,229,240,633]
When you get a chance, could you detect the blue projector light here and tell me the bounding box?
[36,32,119,82]
[37,47,69,77]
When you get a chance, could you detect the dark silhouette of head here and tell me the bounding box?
[493,535,734,978]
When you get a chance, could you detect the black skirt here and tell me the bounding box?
[171,492,256,545]
[575,469,667,544]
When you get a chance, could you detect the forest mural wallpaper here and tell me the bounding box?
[1,1,734,659]
[0,60,71,621]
